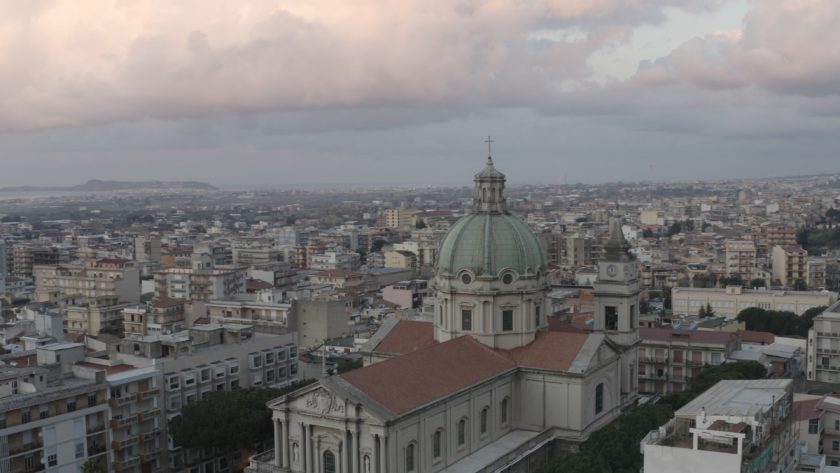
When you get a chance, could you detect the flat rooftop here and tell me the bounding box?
[677,379,792,419]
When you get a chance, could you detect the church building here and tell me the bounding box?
[247,156,640,473]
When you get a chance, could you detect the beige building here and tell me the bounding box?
[383,250,417,271]
[766,225,798,248]
[672,286,836,318]
[65,295,128,336]
[34,258,141,304]
[207,290,294,334]
[309,270,365,289]
[772,245,808,288]
[383,208,416,229]
[795,393,840,467]
[724,240,756,280]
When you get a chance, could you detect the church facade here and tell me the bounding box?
[248,157,640,473]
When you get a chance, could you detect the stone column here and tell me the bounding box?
[302,423,309,473]
[348,430,356,473]
[282,417,290,468]
[378,434,387,473]
[340,438,347,473]
[274,419,282,466]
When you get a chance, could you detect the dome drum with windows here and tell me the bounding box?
[433,153,549,349]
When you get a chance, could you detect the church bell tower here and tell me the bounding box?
[593,218,640,407]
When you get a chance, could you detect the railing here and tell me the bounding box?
[9,442,43,455]
[686,359,704,366]
[110,415,138,429]
[642,357,669,364]
[138,409,160,423]
[246,450,283,473]
[113,456,141,471]
[111,435,139,450]
[136,390,157,401]
[141,429,161,443]
[109,397,134,408]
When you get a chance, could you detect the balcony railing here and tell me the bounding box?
[245,450,282,473]
[136,390,157,401]
[109,397,134,408]
[9,441,43,455]
[642,357,669,364]
[113,456,141,471]
[110,415,138,429]
[111,435,139,450]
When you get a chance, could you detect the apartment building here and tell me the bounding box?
[0,346,110,473]
[117,325,299,473]
[11,244,75,280]
[65,295,128,336]
[808,258,828,290]
[134,237,162,264]
[672,286,836,318]
[807,301,840,383]
[639,327,739,395]
[309,270,365,289]
[382,208,416,229]
[206,290,294,334]
[34,259,141,304]
[724,240,757,280]
[232,245,282,267]
[309,250,361,271]
[155,267,246,302]
[795,394,840,467]
[382,280,429,309]
[772,245,808,288]
[383,250,417,271]
[642,379,797,473]
[766,225,798,248]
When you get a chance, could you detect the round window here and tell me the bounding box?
[502,273,514,285]
[461,274,472,285]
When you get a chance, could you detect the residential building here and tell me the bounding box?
[155,267,246,302]
[383,250,417,271]
[382,280,428,309]
[0,345,110,473]
[725,240,757,281]
[34,259,141,304]
[65,295,128,336]
[309,270,365,289]
[382,208,416,229]
[672,286,836,318]
[795,394,840,467]
[207,291,294,334]
[639,327,739,395]
[809,258,828,290]
[134,237,162,264]
[232,245,282,267]
[766,226,798,248]
[807,301,840,382]
[772,245,808,288]
[118,325,299,473]
[642,379,797,473]
[310,250,361,271]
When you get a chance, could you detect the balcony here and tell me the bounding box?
[113,456,141,471]
[140,429,161,443]
[87,443,107,457]
[136,390,157,401]
[685,359,705,367]
[642,357,669,364]
[639,372,669,381]
[109,396,134,408]
[9,441,43,456]
[111,435,139,450]
[110,415,138,429]
[137,408,161,423]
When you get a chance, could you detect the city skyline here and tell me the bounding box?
[1,0,839,186]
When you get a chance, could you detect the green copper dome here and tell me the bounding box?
[436,156,546,277]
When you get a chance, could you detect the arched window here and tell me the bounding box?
[433,430,443,459]
[595,383,604,414]
[457,418,467,446]
[480,407,489,434]
[323,450,336,473]
[405,443,416,472]
[501,398,509,425]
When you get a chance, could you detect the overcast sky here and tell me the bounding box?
[1,0,838,188]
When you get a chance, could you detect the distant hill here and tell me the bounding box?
[0,179,217,192]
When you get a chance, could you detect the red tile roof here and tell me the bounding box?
[76,362,137,375]
[796,398,824,421]
[246,279,274,291]
[739,330,775,345]
[374,320,437,355]
[641,327,735,345]
[342,336,516,414]
[502,331,590,371]
[153,296,185,309]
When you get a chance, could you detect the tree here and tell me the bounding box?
[793,278,808,291]
[736,307,815,337]
[704,303,715,318]
[414,219,427,229]
[749,278,766,288]
[81,458,107,473]
[169,381,314,452]
[642,228,654,238]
